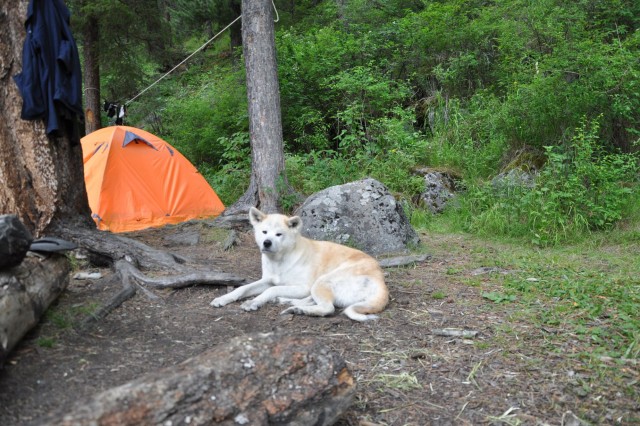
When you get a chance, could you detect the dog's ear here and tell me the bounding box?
[249,207,266,225]
[287,216,302,229]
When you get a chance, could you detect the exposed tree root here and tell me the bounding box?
[78,257,246,330]
[49,222,246,329]
[79,269,134,330]
[122,258,246,289]
[223,229,239,251]
[54,221,186,270]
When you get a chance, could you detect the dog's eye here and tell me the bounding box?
[276,233,282,237]
[262,231,267,234]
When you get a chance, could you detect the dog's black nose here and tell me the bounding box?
[263,239,272,248]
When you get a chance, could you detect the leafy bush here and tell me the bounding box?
[462,118,639,245]
[422,93,506,179]
[161,66,247,166]
[201,131,251,205]
[120,0,640,239]
[285,119,425,201]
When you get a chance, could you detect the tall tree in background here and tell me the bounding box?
[69,0,174,129]
[168,0,242,53]
[81,12,101,134]
[222,0,293,218]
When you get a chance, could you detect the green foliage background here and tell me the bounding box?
[86,0,639,246]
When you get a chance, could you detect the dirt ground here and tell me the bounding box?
[0,221,637,425]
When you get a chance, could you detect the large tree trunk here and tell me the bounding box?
[221,0,292,221]
[33,333,356,426]
[0,0,93,237]
[83,15,102,135]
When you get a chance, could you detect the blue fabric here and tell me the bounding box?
[13,0,84,136]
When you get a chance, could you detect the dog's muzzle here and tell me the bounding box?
[262,239,272,251]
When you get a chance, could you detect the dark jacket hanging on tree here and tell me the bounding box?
[13,0,84,139]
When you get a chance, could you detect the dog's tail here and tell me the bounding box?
[343,304,380,321]
[343,287,389,322]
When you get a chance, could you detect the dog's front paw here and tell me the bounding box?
[210,295,233,307]
[241,300,260,311]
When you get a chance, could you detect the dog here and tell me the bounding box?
[210,207,389,321]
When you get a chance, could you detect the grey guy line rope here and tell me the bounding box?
[125,0,279,106]
[125,15,241,106]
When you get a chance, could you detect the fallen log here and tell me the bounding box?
[33,332,356,426]
[0,254,70,365]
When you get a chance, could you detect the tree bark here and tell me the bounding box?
[0,255,70,366]
[222,0,289,218]
[0,0,93,237]
[33,333,356,426]
[83,15,102,135]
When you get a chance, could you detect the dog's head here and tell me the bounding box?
[249,207,302,255]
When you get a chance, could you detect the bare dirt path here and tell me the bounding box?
[0,222,636,425]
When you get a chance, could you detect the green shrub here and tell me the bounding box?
[161,66,247,166]
[462,118,639,245]
[285,117,425,202]
[202,131,251,205]
[423,93,506,179]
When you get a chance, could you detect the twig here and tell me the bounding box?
[455,401,469,421]
[378,254,431,268]
[598,356,638,366]
[378,402,417,413]
[78,266,136,330]
[223,230,239,251]
[432,328,478,338]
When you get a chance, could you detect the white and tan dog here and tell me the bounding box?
[210,207,388,321]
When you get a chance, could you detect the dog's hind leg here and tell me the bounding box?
[277,295,315,306]
[280,282,336,317]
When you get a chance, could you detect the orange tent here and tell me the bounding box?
[81,126,225,233]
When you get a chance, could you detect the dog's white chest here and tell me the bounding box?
[262,255,313,287]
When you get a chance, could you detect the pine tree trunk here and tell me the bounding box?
[222,0,287,218]
[83,16,102,135]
